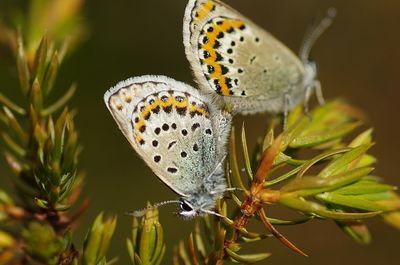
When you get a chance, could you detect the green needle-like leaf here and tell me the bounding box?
[42,84,76,116]
[0,93,26,115]
[241,123,254,180]
[290,121,361,148]
[1,132,26,156]
[318,144,373,178]
[43,51,60,96]
[32,34,49,83]
[282,167,374,196]
[226,248,271,264]
[295,147,351,178]
[349,128,373,147]
[279,195,380,220]
[16,32,31,94]
[316,193,395,212]
[229,126,246,190]
[332,180,394,195]
[31,78,43,111]
[266,165,302,186]
[2,107,28,144]
[336,218,371,244]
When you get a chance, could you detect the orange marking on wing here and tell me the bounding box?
[219,20,245,31]
[201,19,246,96]
[140,104,152,119]
[159,96,173,108]
[189,105,209,117]
[135,119,145,132]
[135,135,143,144]
[195,0,215,21]
[173,97,189,109]
[150,99,160,110]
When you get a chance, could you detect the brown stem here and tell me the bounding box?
[217,135,309,263]
[214,137,283,264]
[258,207,308,257]
[251,136,282,194]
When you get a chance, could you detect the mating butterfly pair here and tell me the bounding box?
[104,0,335,218]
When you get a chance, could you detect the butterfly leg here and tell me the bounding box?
[211,187,244,197]
[283,93,291,130]
[314,80,325,105]
[225,187,245,192]
[304,80,324,115]
[303,85,313,114]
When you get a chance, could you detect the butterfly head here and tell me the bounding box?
[304,58,317,86]
[177,195,224,219]
[178,198,198,218]
[177,160,228,219]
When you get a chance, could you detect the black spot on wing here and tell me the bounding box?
[167,167,178,173]
[168,141,177,150]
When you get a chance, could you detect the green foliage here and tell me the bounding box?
[170,101,400,264]
[130,106,393,264]
[0,1,116,264]
[0,12,81,213]
[22,222,66,264]
[126,207,166,265]
[83,213,117,265]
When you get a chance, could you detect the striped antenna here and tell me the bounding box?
[299,7,337,63]
[126,200,180,217]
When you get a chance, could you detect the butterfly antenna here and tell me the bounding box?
[299,7,337,63]
[126,200,180,217]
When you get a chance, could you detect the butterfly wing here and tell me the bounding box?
[183,0,306,114]
[104,75,231,196]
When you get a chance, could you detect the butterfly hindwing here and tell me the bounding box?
[104,75,231,196]
[183,0,307,114]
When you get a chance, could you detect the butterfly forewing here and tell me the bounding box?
[183,0,306,114]
[104,75,231,196]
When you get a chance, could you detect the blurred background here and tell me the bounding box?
[0,0,399,264]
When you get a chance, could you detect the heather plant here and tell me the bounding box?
[0,1,116,264]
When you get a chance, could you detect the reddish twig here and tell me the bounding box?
[220,135,307,263]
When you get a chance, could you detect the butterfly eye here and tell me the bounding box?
[179,200,193,212]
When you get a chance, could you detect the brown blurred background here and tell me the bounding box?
[1,0,399,264]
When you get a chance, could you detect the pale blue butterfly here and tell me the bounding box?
[104,75,231,218]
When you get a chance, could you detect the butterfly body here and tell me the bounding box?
[183,0,319,114]
[104,75,231,217]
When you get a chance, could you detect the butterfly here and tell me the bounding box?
[104,75,232,218]
[183,0,335,115]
